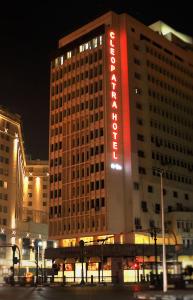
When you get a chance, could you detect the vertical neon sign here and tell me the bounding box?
[109,30,122,170]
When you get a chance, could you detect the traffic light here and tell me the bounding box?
[12,245,19,265]
[13,257,19,264]
[133,261,140,270]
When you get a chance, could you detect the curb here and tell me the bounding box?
[134,293,193,300]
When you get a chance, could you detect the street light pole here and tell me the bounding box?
[101,240,104,282]
[36,244,39,285]
[79,240,85,285]
[160,170,167,292]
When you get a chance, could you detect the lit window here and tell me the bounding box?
[85,43,89,50]
[67,51,71,59]
[93,38,97,48]
[61,56,64,65]
[79,45,84,53]
[55,58,59,66]
[99,35,103,45]
[3,181,7,189]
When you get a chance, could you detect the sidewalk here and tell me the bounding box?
[134,290,193,300]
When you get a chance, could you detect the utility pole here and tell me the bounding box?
[12,245,17,284]
[79,240,85,285]
[150,227,158,280]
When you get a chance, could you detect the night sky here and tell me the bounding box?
[0,1,193,160]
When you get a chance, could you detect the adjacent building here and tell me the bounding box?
[0,107,49,279]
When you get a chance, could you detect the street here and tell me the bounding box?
[0,285,135,300]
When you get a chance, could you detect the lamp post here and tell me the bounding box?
[35,240,42,285]
[97,237,109,283]
[79,240,85,285]
[150,227,158,280]
[155,169,167,292]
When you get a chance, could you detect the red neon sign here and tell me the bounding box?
[109,30,118,161]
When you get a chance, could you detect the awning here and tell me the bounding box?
[89,256,101,263]
[65,258,76,264]
[54,258,65,264]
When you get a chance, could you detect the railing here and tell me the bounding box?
[4,275,117,286]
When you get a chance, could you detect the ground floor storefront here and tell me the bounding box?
[45,243,181,284]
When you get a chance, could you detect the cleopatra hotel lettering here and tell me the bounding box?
[109,31,119,161]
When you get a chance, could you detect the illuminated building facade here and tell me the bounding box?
[0,107,49,279]
[48,11,193,279]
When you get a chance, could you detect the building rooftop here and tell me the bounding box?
[149,20,193,47]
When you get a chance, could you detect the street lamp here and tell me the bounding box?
[155,168,167,292]
[79,240,85,285]
[97,239,105,282]
[150,227,158,280]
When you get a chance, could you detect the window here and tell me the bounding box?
[141,201,147,212]
[155,204,160,214]
[134,182,139,190]
[138,150,145,157]
[148,185,153,193]
[173,191,178,198]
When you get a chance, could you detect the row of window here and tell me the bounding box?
[50,179,105,199]
[149,104,193,130]
[71,163,104,180]
[50,142,62,152]
[150,119,192,142]
[50,102,103,128]
[51,80,103,98]
[0,218,6,225]
[50,157,62,167]
[0,181,7,189]
[151,135,193,157]
[28,193,48,198]
[148,73,192,101]
[0,168,8,176]
[49,197,105,218]
[52,64,103,88]
[177,220,193,231]
[27,201,47,207]
[141,201,160,213]
[148,89,193,116]
[51,94,103,113]
[0,144,9,153]
[133,182,190,199]
[71,145,105,165]
[146,45,193,78]
[50,126,62,137]
[0,193,8,200]
[147,59,193,90]
[152,168,192,185]
[0,132,10,141]
[0,205,7,213]
[50,173,62,183]
[51,163,104,184]
[0,156,9,164]
[53,36,103,68]
[135,217,158,230]
[152,151,193,171]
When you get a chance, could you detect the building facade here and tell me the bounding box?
[48,11,193,280]
[0,107,49,279]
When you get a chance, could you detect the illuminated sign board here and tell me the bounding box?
[109,30,122,171]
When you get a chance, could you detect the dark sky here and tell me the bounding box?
[0,1,193,160]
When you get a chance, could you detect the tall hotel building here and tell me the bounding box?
[49,11,193,253]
